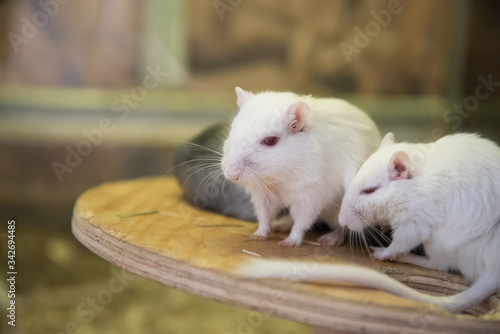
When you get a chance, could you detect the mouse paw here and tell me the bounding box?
[278,238,301,247]
[251,229,269,241]
[317,232,345,247]
[251,234,267,241]
[370,247,397,261]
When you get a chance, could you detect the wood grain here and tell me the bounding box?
[72,177,500,333]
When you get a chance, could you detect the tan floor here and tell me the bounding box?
[8,224,311,334]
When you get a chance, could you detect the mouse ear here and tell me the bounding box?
[284,102,310,134]
[235,87,253,108]
[388,151,412,180]
[380,132,395,148]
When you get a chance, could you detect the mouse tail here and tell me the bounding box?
[430,275,498,313]
[235,259,497,313]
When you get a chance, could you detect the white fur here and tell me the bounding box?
[222,87,381,246]
[236,133,500,313]
[337,132,500,312]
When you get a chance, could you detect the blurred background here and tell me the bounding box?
[0,0,499,333]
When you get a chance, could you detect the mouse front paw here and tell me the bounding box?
[278,237,301,247]
[370,247,397,261]
[251,228,269,241]
[317,231,345,247]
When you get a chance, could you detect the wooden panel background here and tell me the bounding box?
[0,0,463,96]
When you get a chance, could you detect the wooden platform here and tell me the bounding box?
[72,177,500,334]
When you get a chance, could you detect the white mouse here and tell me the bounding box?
[237,133,500,313]
[221,87,381,247]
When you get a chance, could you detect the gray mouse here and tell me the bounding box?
[173,122,256,221]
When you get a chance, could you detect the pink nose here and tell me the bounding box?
[224,169,240,181]
[224,165,244,181]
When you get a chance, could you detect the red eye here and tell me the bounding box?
[361,187,378,194]
[261,136,279,146]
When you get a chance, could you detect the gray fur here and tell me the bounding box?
[173,122,256,221]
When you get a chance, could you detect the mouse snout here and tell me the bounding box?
[223,162,245,182]
[338,206,364,232]
[338,210,349,228]
[223,158,252,183]
[224,168,241,182]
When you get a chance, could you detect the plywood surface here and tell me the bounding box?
[72,177,500,333]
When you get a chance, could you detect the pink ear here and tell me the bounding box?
[388,151,412,180]
[380,132,395,148]
[235,86,253,108]
[285,102,310,134]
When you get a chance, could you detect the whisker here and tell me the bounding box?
[178,162,221,180]
[196,170,222,201]
[349,230,354,259]
[180,163,222,187]
[170,140,224,157]
[160,153,221,177]
[370,225,392,243]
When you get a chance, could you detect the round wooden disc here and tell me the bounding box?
[72,177,500,333]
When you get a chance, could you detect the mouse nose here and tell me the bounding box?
[338,209,350,228]
[339,213,365,232]
[223,165,242,182]
[224,171,240,181]
[224,158,251,183]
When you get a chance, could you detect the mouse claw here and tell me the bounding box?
[317,232,345,247]
[278,238,301,247]
[251,228,269,241]
[370,247,397,261]
[251,233,268,241]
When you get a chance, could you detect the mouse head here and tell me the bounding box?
[338,133,414,231]
[221,87,310,185]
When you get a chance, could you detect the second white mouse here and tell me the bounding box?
[238,133,500,313]
[338,132,500,311]
[221,87,380,247]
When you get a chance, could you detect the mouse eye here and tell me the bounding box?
[261,136,279,146]
[361,187,379,195]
